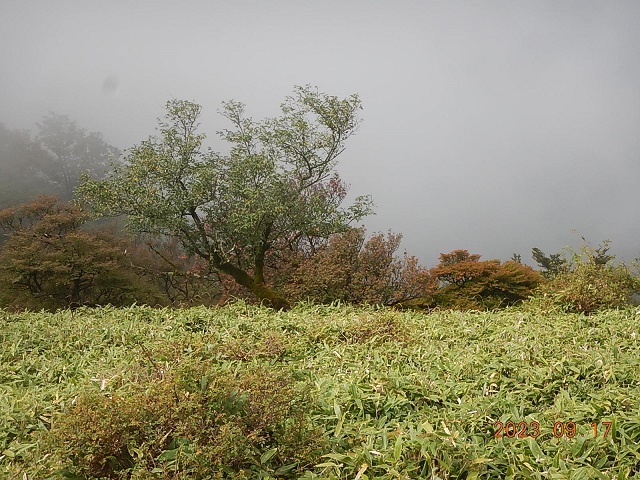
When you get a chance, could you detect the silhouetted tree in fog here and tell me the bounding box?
[37,113,119,199]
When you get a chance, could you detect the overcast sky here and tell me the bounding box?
[2,1,639,266]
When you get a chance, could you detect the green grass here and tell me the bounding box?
[1,303,640,479]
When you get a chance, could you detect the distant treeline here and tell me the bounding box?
[1,196,637,315]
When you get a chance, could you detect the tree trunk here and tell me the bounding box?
[217,260,290,310]
[249,280,291,310]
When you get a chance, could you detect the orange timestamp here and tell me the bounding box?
[494,421,612,439]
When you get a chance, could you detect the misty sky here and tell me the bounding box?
[2,1,639,266]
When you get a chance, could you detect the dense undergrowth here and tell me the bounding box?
[1,303,640,479]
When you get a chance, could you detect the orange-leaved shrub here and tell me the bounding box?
[431,249,542,310]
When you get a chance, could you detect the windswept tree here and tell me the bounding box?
[77,86,373,309]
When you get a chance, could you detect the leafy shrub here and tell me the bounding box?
[47,361,322,479]
[431,250,542,310]
[537,262,638,314]
[278,227,436,306]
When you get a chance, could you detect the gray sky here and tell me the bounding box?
[2,1,639,266]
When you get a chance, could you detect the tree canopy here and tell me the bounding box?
[0,196,164,310]
[431,249,542,309]
[77,86,373,309]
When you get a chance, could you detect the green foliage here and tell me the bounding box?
[531,247,569,279]
[77,86,373,309]
[48,363,316,479]
[536,241,639,314]
[2,304,640,479]
[432,250,542,310]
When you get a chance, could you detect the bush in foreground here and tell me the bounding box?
[48,362,321,479]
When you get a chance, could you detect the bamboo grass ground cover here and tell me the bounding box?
[1,303,639,479]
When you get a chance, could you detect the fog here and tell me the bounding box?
[2,1,639,266]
